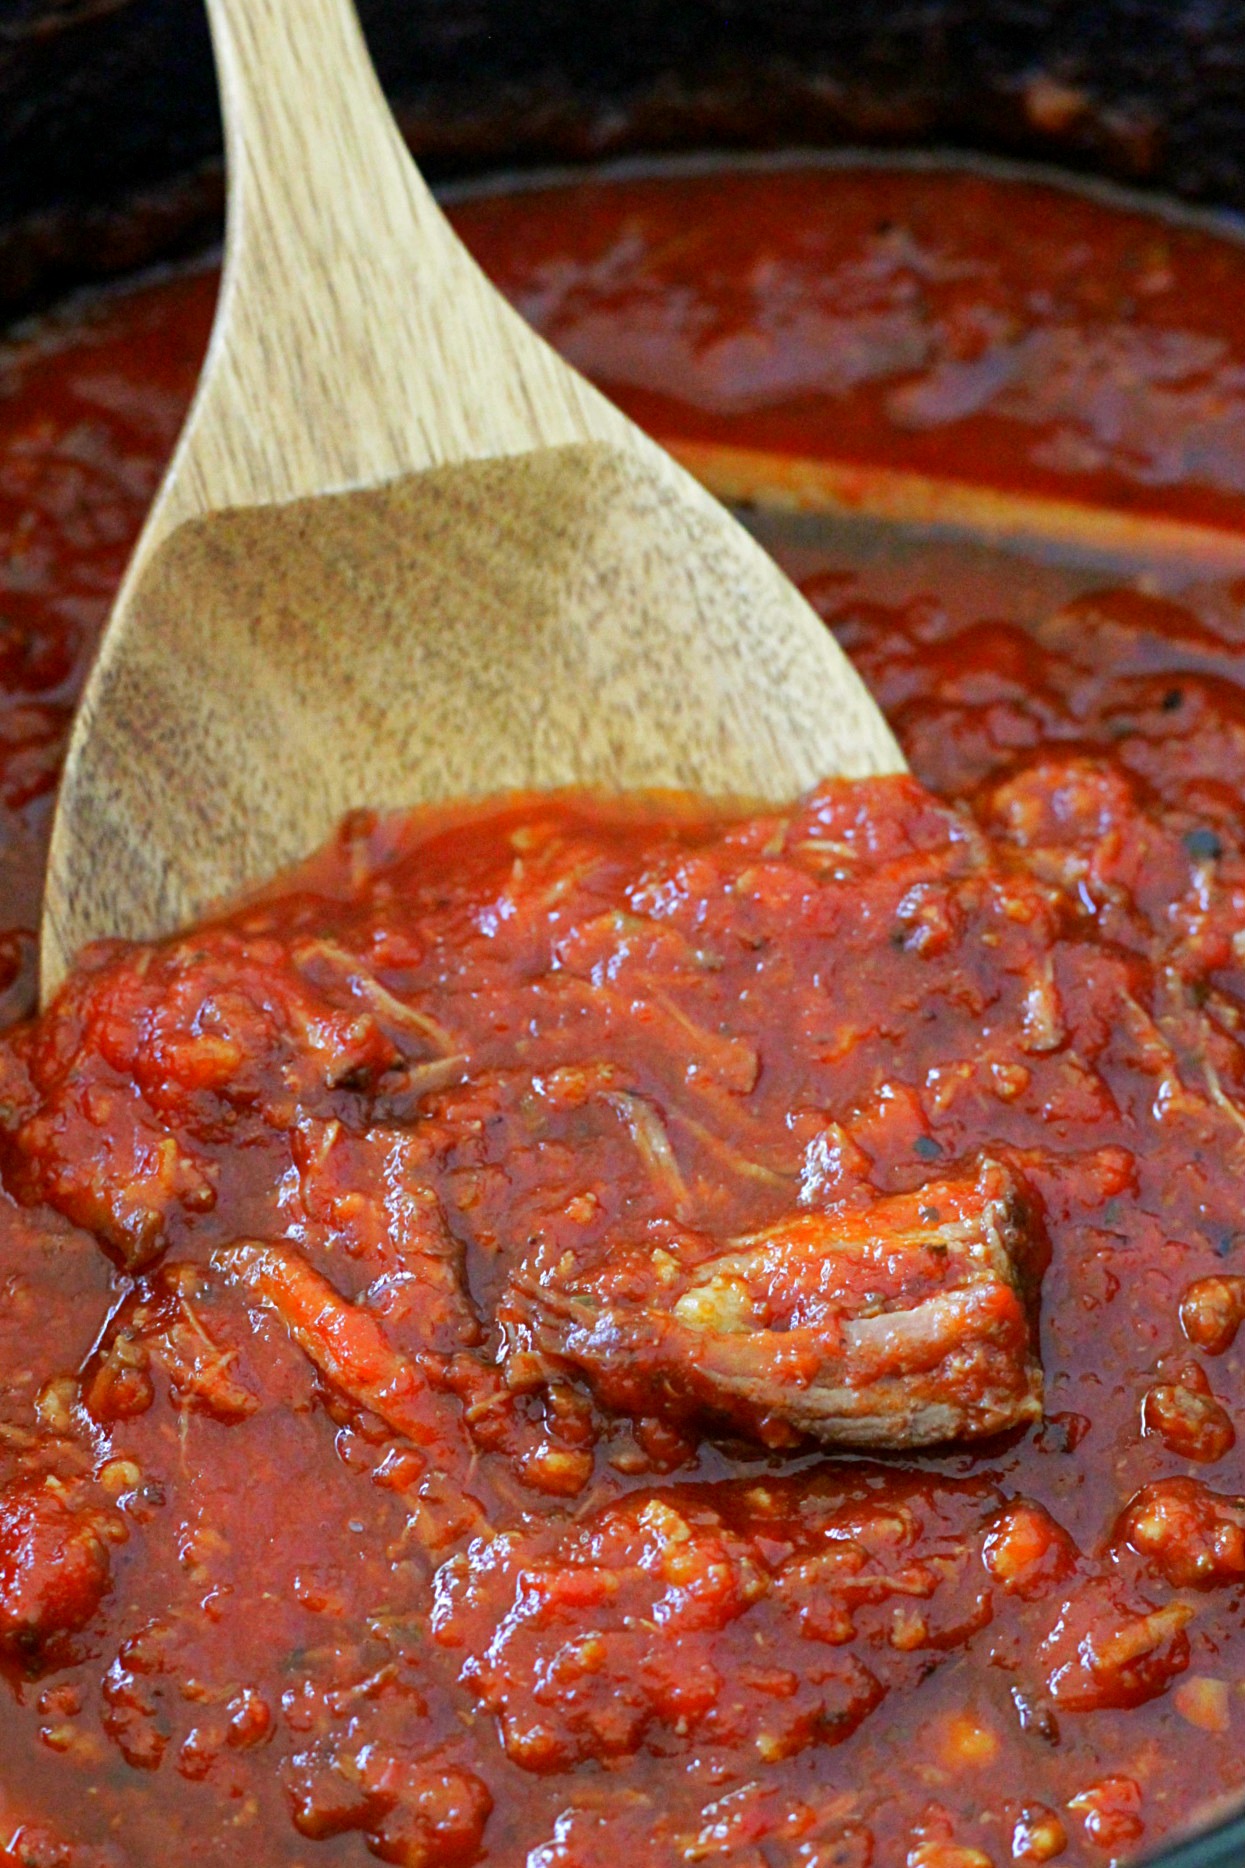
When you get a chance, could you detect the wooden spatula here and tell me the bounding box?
[40,0,902,1000]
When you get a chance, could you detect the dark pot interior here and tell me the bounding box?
[5,0,1245,315]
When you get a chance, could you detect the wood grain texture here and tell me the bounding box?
[40,0,902,996]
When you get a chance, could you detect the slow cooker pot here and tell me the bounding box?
[5,7,1245,1866]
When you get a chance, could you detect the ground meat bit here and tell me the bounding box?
[1010,1806,1068,1863]
[100,1620,174,1772]
[1066,1776,1145,1852]
[1039,1581,1193,1711]
[283,1744,492,1866]
[982,1501,1078,1600]
[0,1478,111,1655]
[1141,1363,1236,1463]
[907,1846,993,1868]
[84,1262,259,1425]
[1180,1274,1245,1354]
[1116,1477,1245,1589]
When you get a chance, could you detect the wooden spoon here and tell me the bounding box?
[40,0,903,1000]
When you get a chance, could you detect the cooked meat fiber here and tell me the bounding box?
[505,1160,1044,1450]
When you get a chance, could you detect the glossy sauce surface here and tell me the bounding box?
[6,163,1245,1867]
[453,165,1245,531]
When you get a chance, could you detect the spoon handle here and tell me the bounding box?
[150,0,625,554]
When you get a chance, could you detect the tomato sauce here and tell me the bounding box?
[452,165,1245,537]
[6,161,1245,1867]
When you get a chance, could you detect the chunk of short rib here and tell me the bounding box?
[504,1159,1043,1449]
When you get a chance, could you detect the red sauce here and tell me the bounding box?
[453,165,1245,534]
[6,162,1245,1866]
[0,272,218,1022]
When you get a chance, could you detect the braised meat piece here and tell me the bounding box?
[503,1158,1043,1449]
